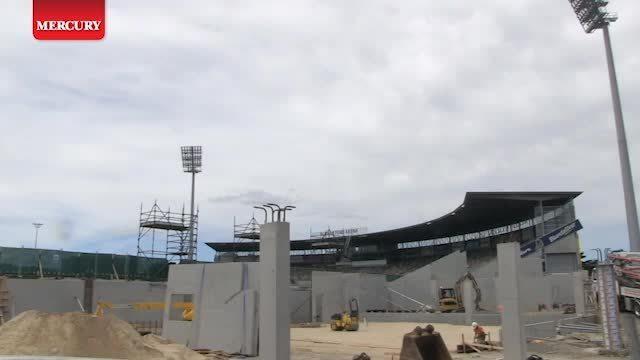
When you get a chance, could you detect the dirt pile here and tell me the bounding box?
[142,334,204,360]
[0,310,204,360]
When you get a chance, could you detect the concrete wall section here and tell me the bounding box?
[312,271,388,321]
[430,251,467,281]
[469,258,498,278]
[311,271,344,322]
[289,288,312,323]
[387,262,434,309]
[519,257,544,277]
[547,273,575,305]
[6,278,84,316]
[518,276,552,312]
[162,262,259,355]
[344,273,387,312]
[475,278,497,311]
[92,280,166,322]
[162,263,203,345]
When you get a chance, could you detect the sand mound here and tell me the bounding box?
[142,334,204,360]
[0,310,204,360]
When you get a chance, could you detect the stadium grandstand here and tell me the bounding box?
[207,192,583,280]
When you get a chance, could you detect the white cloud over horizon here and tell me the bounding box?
[1,0,639,259]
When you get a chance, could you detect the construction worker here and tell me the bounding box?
[471,322,487,344]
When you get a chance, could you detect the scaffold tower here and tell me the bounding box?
[233,215,261,242]
[137,202,199,263]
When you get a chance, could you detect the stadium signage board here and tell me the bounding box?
[33,0,106,40]
[540,220,583,247]
[310,227,367,238]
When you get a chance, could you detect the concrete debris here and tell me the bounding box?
[0,310,204,360]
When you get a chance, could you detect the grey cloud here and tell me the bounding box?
[208,190,293,206]
[0,0,638,255]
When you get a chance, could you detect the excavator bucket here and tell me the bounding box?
[399,327,452,360]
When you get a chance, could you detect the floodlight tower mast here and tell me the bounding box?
[567,0,639,251]
[181,146,202,261]
[32,223,43,248]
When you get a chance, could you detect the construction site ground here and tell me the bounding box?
[290,322,632,360]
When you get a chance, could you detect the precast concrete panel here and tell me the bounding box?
[6,278,84,317]
[475,278,497,311]
[519,276,552,312]
[547,273,575,305]
[311,271,346,322]
[358,274,387,311]
[431,251,467,281]
[162,264,204,344]
[289,288,311,323]
[469,258,498,278]
[92,280,166,322]
[519,257,544,277]
[388,264,434,310]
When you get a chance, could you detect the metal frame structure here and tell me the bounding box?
[136,202,198,263]
[233,215,261,242]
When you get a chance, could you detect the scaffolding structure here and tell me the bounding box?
[137,202,199,263]
[233,216,261,242]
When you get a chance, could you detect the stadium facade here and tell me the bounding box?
[207,192,583,277]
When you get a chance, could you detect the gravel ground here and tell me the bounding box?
[289,322,632,360]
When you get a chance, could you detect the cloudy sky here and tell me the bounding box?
[1,0,639,259]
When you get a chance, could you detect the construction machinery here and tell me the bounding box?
[95,301,194,321]
[438,272,482,312]
[438,288,459,312]
[608,252,640,317]
[330,298,359,331]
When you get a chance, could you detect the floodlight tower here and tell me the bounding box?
[567,0,639,251]
[32,223,43,248]
[181,146,202,261]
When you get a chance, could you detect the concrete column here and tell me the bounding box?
[572,271,586,316]
[497,242,526,360]
[596,264,623,351]
[259,222,290,360]
[463,279,474,325]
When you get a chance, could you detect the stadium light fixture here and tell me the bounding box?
[180,146,202,261]
[567,0,639,251]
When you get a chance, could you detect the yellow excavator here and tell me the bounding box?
[438,272,482,312]
[330,298,359,331]
[95,301,194,321]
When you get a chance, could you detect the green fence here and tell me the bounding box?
[0,246,168,281]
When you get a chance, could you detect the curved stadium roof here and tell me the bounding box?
[207,191,581,252]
